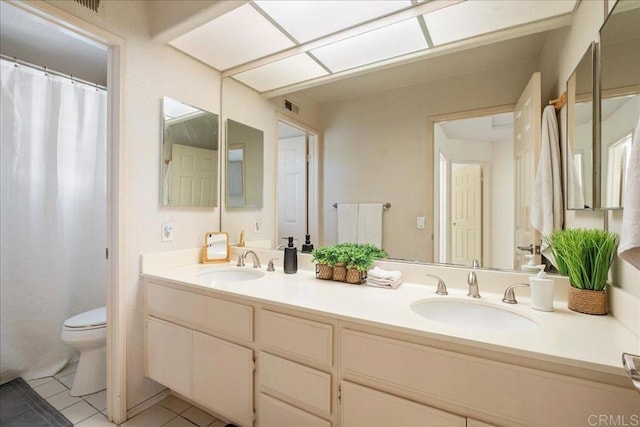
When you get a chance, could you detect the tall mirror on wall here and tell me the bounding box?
[566,43,595,210]
[226,119,264,209]
[161,97,219,208]
[599,1,640,209]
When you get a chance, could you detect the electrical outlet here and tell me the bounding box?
[417,216,425,229]
[161,221,174,242]
[254,219,262,234]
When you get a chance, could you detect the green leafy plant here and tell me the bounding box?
[545,228,619,291]
[312,243,387,272]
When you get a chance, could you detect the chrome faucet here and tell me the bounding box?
[467,259,481,298]
[237,250,261,268]
[502,283,530,304]
[425,274,448,295]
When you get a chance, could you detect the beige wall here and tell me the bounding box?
[319,59,538,261]
[41,0,223,409]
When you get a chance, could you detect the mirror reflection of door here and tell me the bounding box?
[277,120,318,249]
[433,109,514,269]
[451,163,483,266]
[171,143,217,207]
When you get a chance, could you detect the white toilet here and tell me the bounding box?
[61,306,107,396]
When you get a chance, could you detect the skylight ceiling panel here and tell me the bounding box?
[170,4,295,71]
[254,0,412,43]
[233,53,328,93]
[311,18,427,73]
[424,0,576,46]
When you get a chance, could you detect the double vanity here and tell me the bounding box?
[142,248,639,427]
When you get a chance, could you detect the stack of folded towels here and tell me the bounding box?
[366,266,403,289]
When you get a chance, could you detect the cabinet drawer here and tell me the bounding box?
[259,352,331,417]
[341,381,465,427]
[146,317,191,398]
[341,329,640,426]
[259,310,332,367]
[259,393,330,427]
[147,283,253,341]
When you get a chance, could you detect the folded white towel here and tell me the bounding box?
[366,278,403,289]
[618,118,640,270]
[368,266,402,281]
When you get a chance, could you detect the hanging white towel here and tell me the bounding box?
[337,203,359,243]
[618,118,640,270]
[357,203,383,247]
[531,105,563,260]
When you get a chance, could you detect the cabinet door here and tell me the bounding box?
[340,381,465,427]
[146,317,191,397]
[192,331,253,427]
[259,393,330,427]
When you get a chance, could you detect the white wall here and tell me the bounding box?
[320,59,537,262]
[41,0,223,409]
[491,137,515,270]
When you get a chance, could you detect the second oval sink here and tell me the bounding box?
[410,299,539,333]
[197,268,264,285]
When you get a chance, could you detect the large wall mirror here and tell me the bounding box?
[599,1,640,210]
[226,119,264,209]
[161,97,219,208]
[566,43,595,210]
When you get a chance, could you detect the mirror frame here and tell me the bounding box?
[565,42,598,211]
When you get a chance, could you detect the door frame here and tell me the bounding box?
[275,114,321,247]
[13,1,127,423]
[428,104,514,265]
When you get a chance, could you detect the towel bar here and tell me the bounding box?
[333,202,391,209]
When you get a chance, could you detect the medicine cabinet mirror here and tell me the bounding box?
[161,97,219,208]
[226,119,264,209]
[598,1,640,210]
[565,43,595,210]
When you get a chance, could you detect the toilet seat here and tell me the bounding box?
[64,307,106,331]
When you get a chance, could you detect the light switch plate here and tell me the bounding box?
[161,221,174,242]
[417,216,425,229]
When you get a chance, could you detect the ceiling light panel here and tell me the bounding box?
[311,18,427,73]
[424,0,576,46]
[254,0,412,43]
[170,4,295,71]
[233,53,328,93]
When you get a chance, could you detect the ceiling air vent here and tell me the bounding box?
[284,99,299,115]
[73,0,100,12]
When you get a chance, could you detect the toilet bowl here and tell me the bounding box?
[61,307,107,396]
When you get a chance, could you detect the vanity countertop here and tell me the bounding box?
[142,259,639,380]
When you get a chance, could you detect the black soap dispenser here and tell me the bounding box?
[283,236,298,274]
[301,234,314,253]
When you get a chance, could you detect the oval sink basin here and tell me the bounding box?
[196,268,264,285]
[410,299,539,333]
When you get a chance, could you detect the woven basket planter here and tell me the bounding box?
[567,286,607,315]
[316,264,333,280]
[345,268,365,285]
[333,263,347,282]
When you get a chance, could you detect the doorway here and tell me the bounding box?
[277,119,319,249]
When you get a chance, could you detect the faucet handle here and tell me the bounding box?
[236,254,245,267]
[267,258,278,272]
[502,283,530,304]
[471,259,480,269]
[425,274,447,295]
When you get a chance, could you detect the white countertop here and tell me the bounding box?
[142,259,639,379]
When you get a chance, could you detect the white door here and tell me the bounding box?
[146,318,191,398]
[192,331,254,427]
[514,72,542,268]
[278,135,307,248]
[171,143,217,207]
[451,164,482,266]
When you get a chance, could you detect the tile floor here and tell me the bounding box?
[27,362,227,426]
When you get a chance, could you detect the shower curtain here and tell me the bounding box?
[0,58,107,383]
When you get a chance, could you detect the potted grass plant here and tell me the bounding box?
[311,246,337,280]
[342,243,388,284]
[546,228,619,315]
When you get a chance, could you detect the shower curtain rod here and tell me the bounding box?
[0,54,107,91]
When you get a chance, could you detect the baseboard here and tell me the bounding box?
[126,388,170,420]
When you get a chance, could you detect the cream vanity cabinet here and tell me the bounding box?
[145,282,254,427]
[256,309,335,427]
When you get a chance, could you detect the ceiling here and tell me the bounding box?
[169,0,577,96]
[438,111,514,143]
[0,1,107,86]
